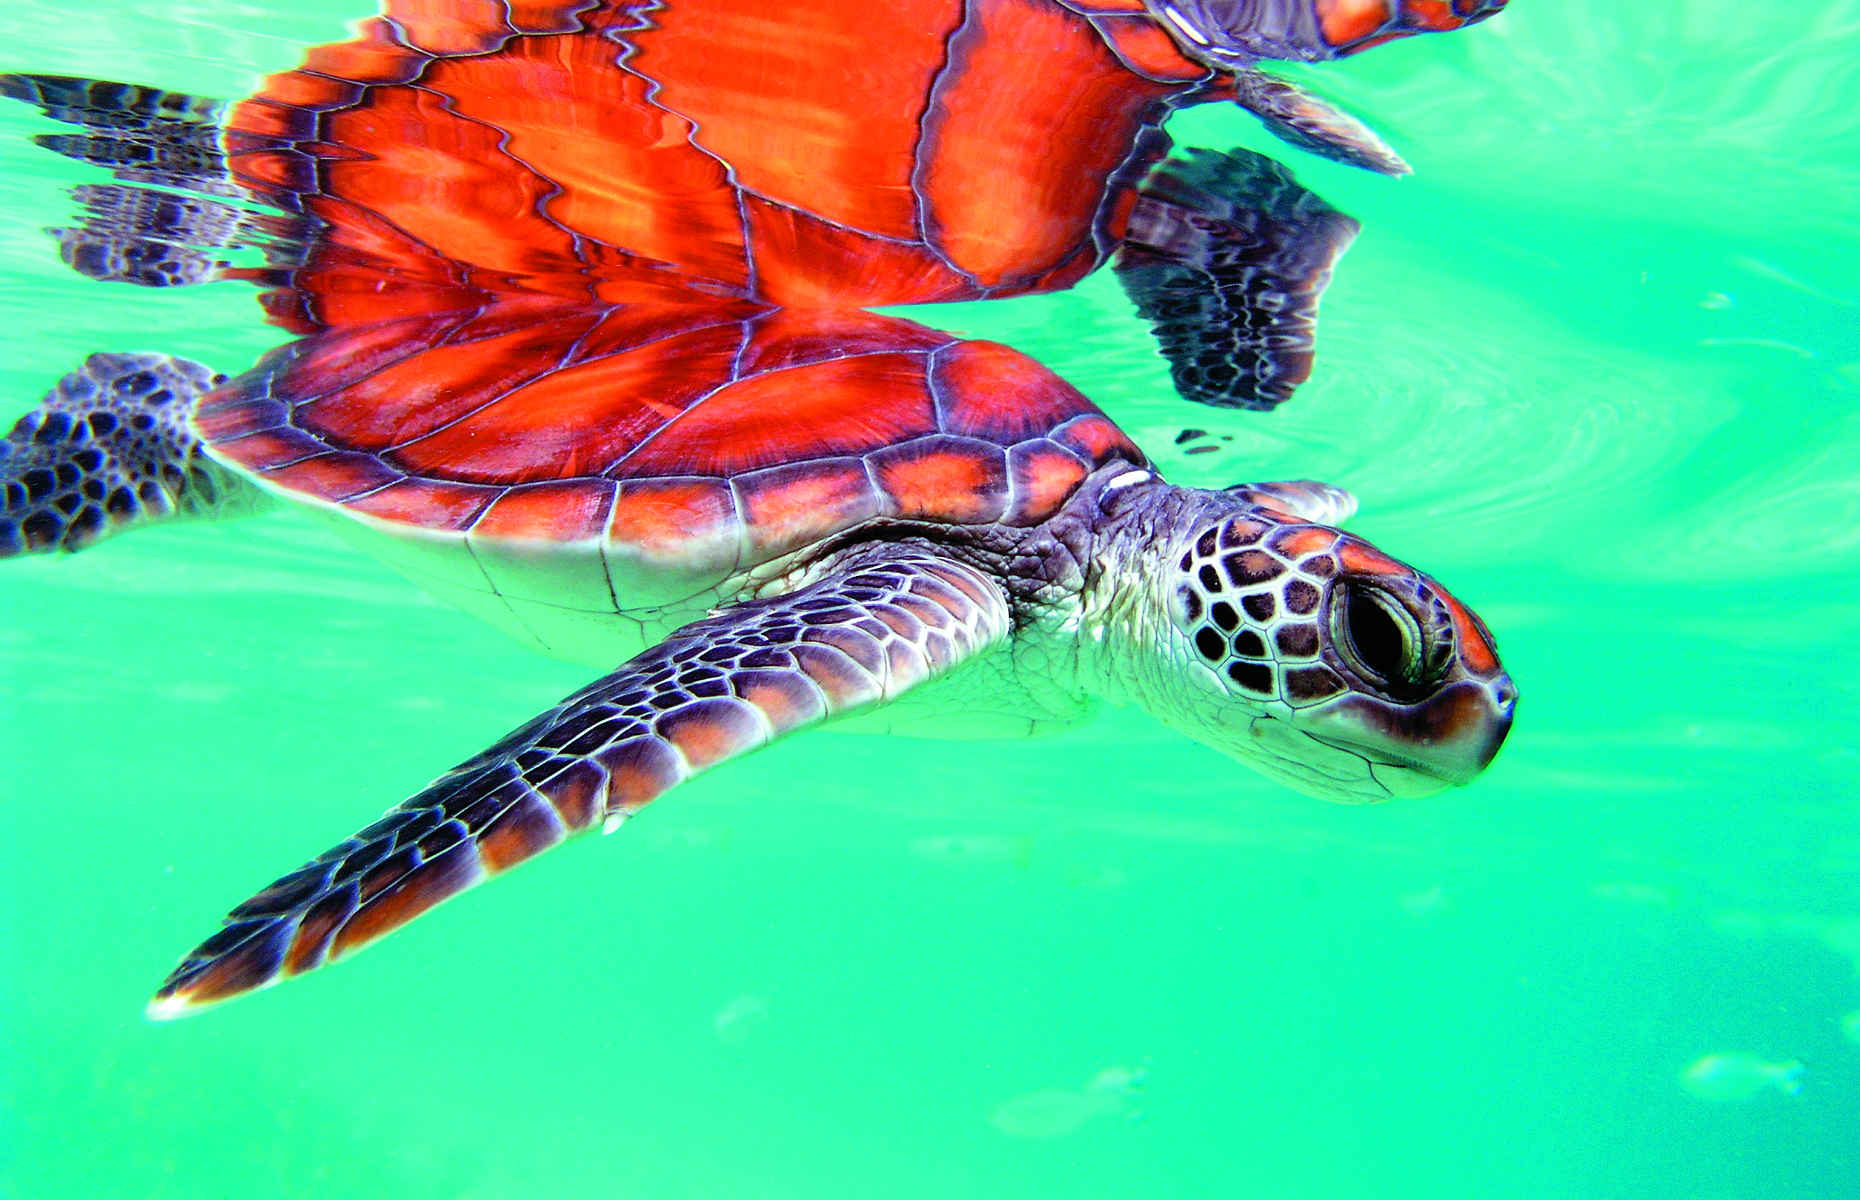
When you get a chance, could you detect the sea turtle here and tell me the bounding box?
[5,312,1516,1018]
[0,4,1516,1018]
[3,0,1509,411]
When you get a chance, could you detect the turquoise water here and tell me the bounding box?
[2,1,1857,1195]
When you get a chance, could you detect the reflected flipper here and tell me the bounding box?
[148,547,1010,1017]
[0,73,295,287]
[1115,148,1359,411]
[0,353,261,556]
[47,183,258,287]
[0,73,231,193]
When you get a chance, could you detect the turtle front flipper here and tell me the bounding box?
[147,546,1011,1018]
[1,353,263,556]
[0,74,287,288]
[1115,147,1359,411]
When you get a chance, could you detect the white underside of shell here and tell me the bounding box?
[244,464,1099,737]
[294,497,732,669]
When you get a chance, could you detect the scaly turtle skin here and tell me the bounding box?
[2,0,1508,410]
[0,3,1516,1017]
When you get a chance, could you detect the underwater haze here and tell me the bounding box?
[2,1,1857,1196]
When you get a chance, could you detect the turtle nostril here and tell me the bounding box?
[1492,677,1519,710]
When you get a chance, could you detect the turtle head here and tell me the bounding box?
[1145,1,1508,67]
[1137,479,1515,802]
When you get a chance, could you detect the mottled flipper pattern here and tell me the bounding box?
[148,546,1011,1017]
[0,353,260,555]
[1116,148,1360,411]
[0,73,290,287]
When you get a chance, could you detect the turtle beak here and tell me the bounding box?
[1301,676,1517,788]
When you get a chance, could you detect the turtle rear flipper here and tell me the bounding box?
[1,353,263,556]
[0,74,294,288]
[1115,147,1359,411]
[147,546,1012,1017]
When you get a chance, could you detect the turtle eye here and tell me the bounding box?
[1331,582,1426,697]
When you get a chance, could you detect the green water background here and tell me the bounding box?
[1,1,1856,1195]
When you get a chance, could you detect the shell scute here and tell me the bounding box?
[933,339,1102,442]
[203,302,1130,562]
[605,478,740,561]
[298,16,430,88]
[869,436,1010,525]
[237,312,469,410]
[211,427,315,471]
[578,301,760,363]
[1319,0,1397,46]
[341,478,497,531]
[1049,413,1144,467]
[294,309,608,454]
[449,293,623,345]
[391,323,745,484]
[192,395,285,441]
[504,0,598,37]
[259,451,402,503]
[1003,440,1091,527]
[616,351,937,478]
[471,479,615,543]
[733,458,886,561]
[226,144,316,199]
[322,82,585,284]
[737,308,953,377]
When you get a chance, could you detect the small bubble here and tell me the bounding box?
[714,994,769,1044]
[1680,1053,1804,1102]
